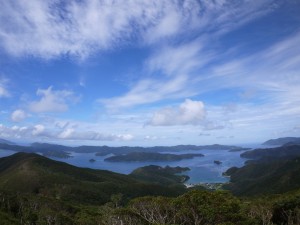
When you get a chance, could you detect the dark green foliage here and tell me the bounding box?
[130,165,190,186]
[0,211,19,225]
[122,190,253,225]
[105,152,204,162]
[272,194,300,224]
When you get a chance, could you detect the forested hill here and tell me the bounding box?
[221,145,300,196]
[0,152,185,204]
[223,156,300,196]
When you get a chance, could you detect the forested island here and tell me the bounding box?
[262,137,300,146]
[104,152,204,162]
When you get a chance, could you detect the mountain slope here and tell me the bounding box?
[223,157,300,196]
[0,152,185,205]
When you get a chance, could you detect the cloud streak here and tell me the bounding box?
[0,0,279,59]
[0,123,134,142]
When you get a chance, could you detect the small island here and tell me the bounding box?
[104,152,204,162]
[89,158,96,163]
[214,160,222,165]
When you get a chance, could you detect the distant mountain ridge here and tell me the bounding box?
[262,137,300,146]
[0,138,15,145]
[0,142,246,158]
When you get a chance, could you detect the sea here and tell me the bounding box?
[0,144,263,184]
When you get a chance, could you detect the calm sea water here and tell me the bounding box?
[0,147,254,184]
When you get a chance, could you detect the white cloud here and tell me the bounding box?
[32,124,46,136]
[11,109,27,122]
[0,0,278,59]
[0,124,47,139]
[0,123,134,142]
[29,86,78,113]
[149,99,206,126]
[57,128,133,141]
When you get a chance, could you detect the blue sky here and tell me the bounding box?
[0,0,300,146]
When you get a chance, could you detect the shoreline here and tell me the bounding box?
[184,182,228,190]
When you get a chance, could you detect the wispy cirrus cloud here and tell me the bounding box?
[99,0,282,111]
[101,74,193,111]
[0,0,280,59]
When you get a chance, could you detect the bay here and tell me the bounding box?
[0,148,249,184]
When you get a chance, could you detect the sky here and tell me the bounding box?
[0,0,300,146]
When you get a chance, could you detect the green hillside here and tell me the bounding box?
[0,152,184,205]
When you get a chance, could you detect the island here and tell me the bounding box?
[214,160,222,165]
[89,158,96,163]
[104,152,204,162]
[240,144,300,161]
